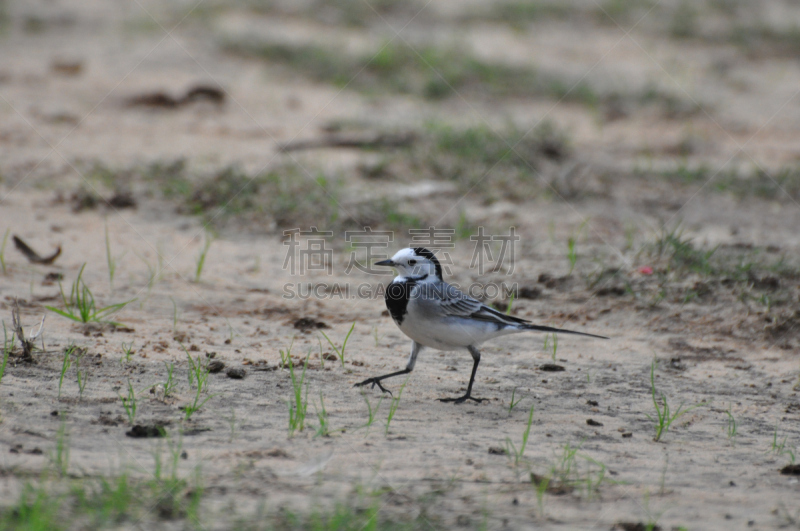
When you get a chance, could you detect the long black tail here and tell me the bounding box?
[522,323,609,340]
[477,304,609,339]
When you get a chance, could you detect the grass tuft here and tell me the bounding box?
[50,419,70,476]
[315,391,331,438]
[144,162,342,231]
[119,379,138,425]
[194,231,214,282]
[121,341,135,363]
[769,425,796,464]
[650,225,718,276]
[532,440,613,513]
[162,361,178,398]
[385,378,408,435]
[183,347,213,420]
[646,359,705,442]
[46,264,135,326]
[76,364,89,400]
[1,483,62,529]
[634,224,799,308]
[287,354,310,436]
[659,164,800,202]
[104,223,121,290]
[58,345,77,399]
[504,404,535,466]
[360,390,383,434]
[319,322,356,369]
[223,40,558,101]
[1,321,11,386]
[507,387,523,413]
[405,121,570,200]
[462,0,573,27]
[543,333,558,362]
[724,404,737,444]
[279,338,295,369]
[0,228,9,275]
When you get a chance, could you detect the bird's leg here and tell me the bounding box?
[354,369,411,395]
[354,341,421,395]
[438,346,487,405]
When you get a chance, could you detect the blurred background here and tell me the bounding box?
[3,0,800,243]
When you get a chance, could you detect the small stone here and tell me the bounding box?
[540,364,565,372]
[207,360,225,373]
[126,425,166,438]
[780,464,800,476]
[226,367,246,379]
[294,317,327,331]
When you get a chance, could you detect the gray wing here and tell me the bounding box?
[419,281,609,339]
[420,281,525,327]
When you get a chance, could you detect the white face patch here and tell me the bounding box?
[389,248,436,279]
[391,248,416,263]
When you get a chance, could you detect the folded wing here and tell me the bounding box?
[422,282,608,339]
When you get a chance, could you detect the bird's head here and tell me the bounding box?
[375,247,443,280]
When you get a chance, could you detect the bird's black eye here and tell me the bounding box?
[408,259,417,266]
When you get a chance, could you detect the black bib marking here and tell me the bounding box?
[384,275,426,325]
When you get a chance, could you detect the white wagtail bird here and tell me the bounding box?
[355,247,608,404]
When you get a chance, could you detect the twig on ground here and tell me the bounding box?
[11,301,46,362]
[12,235,62,265]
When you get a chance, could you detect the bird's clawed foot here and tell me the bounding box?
[354,377,393,395]
[437,394,487,405]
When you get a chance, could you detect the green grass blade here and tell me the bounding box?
[45,306,82,323]
[90,299,136,321]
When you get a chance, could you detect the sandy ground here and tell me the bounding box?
[1,0,800,529]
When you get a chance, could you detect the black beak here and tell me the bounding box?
[375,259,396,267]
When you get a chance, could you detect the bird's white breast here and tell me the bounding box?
[398,290,511,350]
